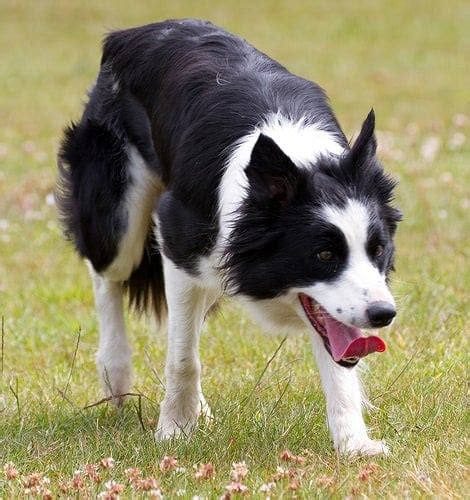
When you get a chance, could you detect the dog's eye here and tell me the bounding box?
[317,250,333,262]
[374,244,384,257]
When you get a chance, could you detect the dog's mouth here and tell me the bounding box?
[298,293,386,368]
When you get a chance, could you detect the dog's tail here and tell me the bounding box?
[124,222,167,321]
[56,119,166,321]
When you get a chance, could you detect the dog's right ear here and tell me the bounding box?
[245,134,299,207]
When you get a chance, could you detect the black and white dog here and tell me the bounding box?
[57,19,401,455]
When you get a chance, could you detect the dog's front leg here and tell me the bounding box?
[156,256,217,440]
[310,332,389,456]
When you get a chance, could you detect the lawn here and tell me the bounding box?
[0,0,469,497]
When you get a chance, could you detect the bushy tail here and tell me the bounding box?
[124,223,166,320]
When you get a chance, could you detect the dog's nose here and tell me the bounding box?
[367,301,396,327]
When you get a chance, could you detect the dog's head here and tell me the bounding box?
[224,110,402,366]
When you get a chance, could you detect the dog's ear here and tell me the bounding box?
[246,134,299,206]
[348,109,377,167]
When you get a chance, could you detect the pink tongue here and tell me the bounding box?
[323,314,387,362]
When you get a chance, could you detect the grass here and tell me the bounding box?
[0,0,469,497]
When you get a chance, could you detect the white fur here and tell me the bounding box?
[301,199,395,328]
[217,130,258,246]
[89,266,132,406]
[103,146,161,281]
[156,256,219,440]
[261,113,344,166]
[239,293,304,334]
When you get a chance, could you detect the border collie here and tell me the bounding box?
[57,19,401,455]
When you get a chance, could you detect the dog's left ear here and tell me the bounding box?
[348,109,377,167]
[246,134,299,207]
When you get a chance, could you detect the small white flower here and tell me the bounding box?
[420,136,441,162]
[448,132,465,150]
[439,172,453,183]
[231,461,248,481]
[460,198,470,209]
[259,481,275,492]
[438,209,448,219]
[45,193,55,206]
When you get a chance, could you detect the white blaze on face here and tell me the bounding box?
[305,199,394,328]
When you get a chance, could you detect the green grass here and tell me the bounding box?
[0,0,469,497]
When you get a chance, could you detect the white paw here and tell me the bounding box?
[155,418,186,441]
[97,358,132,407]
[155,394,211,441]
[338,438,390,456]
[155,409,197,441]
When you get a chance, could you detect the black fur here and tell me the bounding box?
[124,225,166,318]
[246,134,300,207]
[98,18,347,272]
[57,119,129,272]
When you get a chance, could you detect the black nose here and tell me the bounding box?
[367,301,396,327]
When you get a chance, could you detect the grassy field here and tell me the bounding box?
[0,0,469,497]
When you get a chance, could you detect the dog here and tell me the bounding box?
[57,19,401,455]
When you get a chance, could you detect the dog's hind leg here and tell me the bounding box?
[310,332,389,455]
[155,255,218,440]
[89,147,161,405]
[58,120,161,404]
[89,269,131,406]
